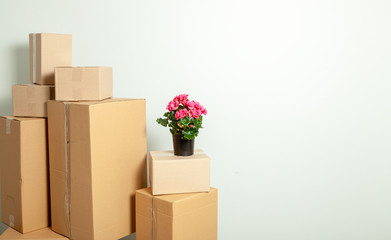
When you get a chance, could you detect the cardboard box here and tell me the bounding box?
[54,67,113,101]
[12,84,55,117]
[48,98,147,240]
[29,33,72,85]
[0,227,69,239]
[136,187,218,240]
[149,150,210,195]
[0,117,49,233]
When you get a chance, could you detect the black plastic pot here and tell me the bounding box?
[172,134,194,156]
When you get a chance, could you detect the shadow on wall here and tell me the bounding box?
[0,44,29,116]
[14,44,29,85]
[0,99,12,117]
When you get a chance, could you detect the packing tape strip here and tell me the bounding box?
[32,33,36,84]
[151,197,157,240]
[5,117,11,135]
[9,215,14,227]
[64,104,71,237]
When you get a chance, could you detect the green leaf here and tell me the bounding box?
[182,128,199,140]
[163,112,170,117]
[169,111,176,121]
[194,116,202,129]
[156,118,168,127]
[182,132,194,140]
[169,120,180,131]
[179,117,190,127]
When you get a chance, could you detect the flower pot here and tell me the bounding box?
[172,133,194,156]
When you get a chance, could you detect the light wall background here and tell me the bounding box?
[1,0,391,239]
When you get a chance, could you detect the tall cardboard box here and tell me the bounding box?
[12,84,55,117]
[0,117,49,233]
[48,98,147,240]
[0,227,69,239]
[55,67,113,101]
[29,33,72,85]
[136,187,218,240]
[149,150,210,195]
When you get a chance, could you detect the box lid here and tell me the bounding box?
[150,149,208,161]
[29,33,72,37]
[13,84,54,88]
[55,66,110,69]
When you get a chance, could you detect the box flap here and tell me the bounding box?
[0,227,69,239]
[0,116,44,122]
[137,187,217,217]
[48,98,144,106]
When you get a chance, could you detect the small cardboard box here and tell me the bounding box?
[136,187,218,240]
[29,33,72,85]
[48,98,147,240]
[0,227,69,239]
[54,67,113,101]
[12,84,55,117]
[0,117,49,233]
[149,150,210,195]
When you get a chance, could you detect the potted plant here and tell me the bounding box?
[157,94,207,156]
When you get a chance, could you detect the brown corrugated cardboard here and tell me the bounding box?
[0,227,69,239]
[0,116,49,233]
[48,98,147,240]
[149,150,210,195]
[29,33,72,85]
[12,84,55,117]
[54,67,113,101]
[136,187,218,240]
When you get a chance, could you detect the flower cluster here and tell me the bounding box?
[166,94,207,120]
[157,94,207,140]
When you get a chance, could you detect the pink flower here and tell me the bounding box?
[201,106,207,115]
[194,101,203,110]
[166,100,179,111]
[175,109,189,120]
[190,125,195,128]
[189,109,202,119]
[185,100,196,109]
[173,94,189,104]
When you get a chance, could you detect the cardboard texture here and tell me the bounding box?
[0,227,68,240]
[54,67,113,101]
[47,98,147,240]
[136,187,218,240]
[0,117,49,233]
[149,150,210,195]
[12,84,55,117]
[29,33,72,85]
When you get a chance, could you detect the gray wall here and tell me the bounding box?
[1,0,391,239]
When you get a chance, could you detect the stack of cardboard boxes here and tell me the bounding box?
[0,33,218,240]
[0,33,147,239]
[136,151,218,240]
